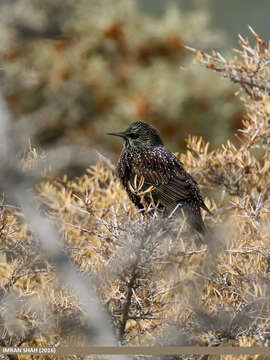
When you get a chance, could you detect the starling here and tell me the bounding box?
[108,121,210,236]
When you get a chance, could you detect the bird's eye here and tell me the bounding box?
[129,133,139,139]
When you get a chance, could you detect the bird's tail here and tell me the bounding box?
[183,203,209,243]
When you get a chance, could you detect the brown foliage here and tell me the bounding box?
[1,27,270,360]
[0,0,240,154]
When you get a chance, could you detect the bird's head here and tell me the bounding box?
[108,121,163,150]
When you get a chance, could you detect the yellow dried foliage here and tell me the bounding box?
[1,28,270,360]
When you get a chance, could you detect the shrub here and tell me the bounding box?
[0,14,270,360]
[0,0,240,155]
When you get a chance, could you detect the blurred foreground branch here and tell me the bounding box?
[0,92,119,352]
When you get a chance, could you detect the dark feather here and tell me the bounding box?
[117,145,210,233]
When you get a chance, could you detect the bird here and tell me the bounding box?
[108,121,210,237]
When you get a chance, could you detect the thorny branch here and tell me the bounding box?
[119,265,138,341]
[2,21,270,354]
[185,26,270,98]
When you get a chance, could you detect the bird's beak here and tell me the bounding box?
[107,131,127,139]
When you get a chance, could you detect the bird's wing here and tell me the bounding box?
[133,146,210,212]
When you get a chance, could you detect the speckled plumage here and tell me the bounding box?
[108,121,210,235]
